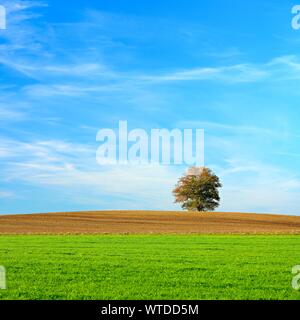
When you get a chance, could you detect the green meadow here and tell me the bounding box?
[0,235,300,300]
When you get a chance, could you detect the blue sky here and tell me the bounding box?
[1,0,300,214]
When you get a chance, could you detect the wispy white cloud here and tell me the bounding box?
[22,83,124,97]
[8,55,300,101]
[0,190,14,198]
[0,0,47,51]
[8,54,300,101]
[140,55,300,84]
[141,64,268,83]
[2,2,300,91]
[217,158,300,214]
[177,120,277,136]
[0,106,25,121]
[2,0,46,14]
[0,59,118,80]
[1,134,300,213]
[0,137,181,209]
[2,4,300,103]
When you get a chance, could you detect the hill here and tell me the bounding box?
[0,210,300,234]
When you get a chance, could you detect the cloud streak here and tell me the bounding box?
[0,136,181,210]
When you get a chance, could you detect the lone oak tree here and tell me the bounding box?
[173,167,222,212]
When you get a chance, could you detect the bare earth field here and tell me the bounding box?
[1,210,300,234]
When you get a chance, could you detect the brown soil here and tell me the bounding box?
[0,210,300,234]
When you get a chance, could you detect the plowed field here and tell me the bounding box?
[1,211,300,234]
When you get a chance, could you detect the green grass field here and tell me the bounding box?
[0,235,300,300]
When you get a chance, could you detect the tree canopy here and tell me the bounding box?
[173,167,222,212]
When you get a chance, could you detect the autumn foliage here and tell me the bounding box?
[173,167,222,212]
